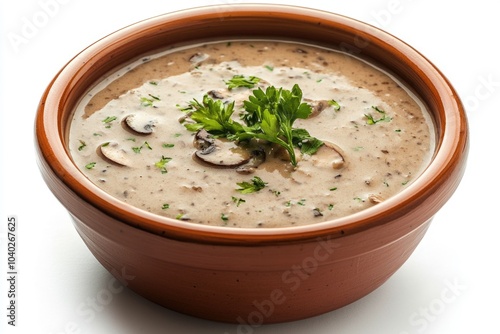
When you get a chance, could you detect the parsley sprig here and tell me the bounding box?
[183,84,323,166]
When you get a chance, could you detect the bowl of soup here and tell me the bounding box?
[35,4,468,324]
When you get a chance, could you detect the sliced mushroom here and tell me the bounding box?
[310,141,345,170]
[304,98,332,117]
[99,142,130,166]
[189,52,209,64]
[123,114,156,134]
[193,129,215,152]
[235,147,266,174]
[193,130,266,169]
[207,89,226,100]
[368,194,384,204]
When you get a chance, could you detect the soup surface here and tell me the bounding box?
[69,40,434,228]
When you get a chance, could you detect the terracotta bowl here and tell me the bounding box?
[35,4,468,324]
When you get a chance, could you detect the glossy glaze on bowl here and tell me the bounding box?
[35,4,468,323]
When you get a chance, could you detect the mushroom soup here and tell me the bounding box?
[69,40,435,228]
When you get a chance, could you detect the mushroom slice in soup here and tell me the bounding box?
[310,141,345,170]
[123,114,156,134]
[193,129,266,169]
[99,142,131,166]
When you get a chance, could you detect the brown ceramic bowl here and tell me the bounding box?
[35,4,468,324]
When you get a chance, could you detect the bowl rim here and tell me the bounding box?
[35,3,468,245]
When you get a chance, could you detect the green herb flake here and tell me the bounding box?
[162,143,175,148]
[78,140,87,151]
[364,106,392,125]
[328,204,335,210]
[225,74,261,90]
[231,196,246,207]
[329,99,341,111]
[236,176,267,194]
[297,199,306,206]
[85,162,96,169]
[140,97,154,107]
[329,187,338,191]
[102,116,117,128]
[155,155,172,174]
[162,203,170,210]
[149,81,158,85]
[221,213,229,221]
[264,65,274,71]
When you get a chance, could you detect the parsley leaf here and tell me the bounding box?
[183,83,321,167]
[236,176,267,194]
[155,155,172,174]
[364,106,392,125]
[184,95,243,136]
[236,84,318,166]
[225,75,261,90]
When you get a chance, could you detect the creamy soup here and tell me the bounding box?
[69,40,435,228]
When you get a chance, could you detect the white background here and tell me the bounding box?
[1,1,498,333]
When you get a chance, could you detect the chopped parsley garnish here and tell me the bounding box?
[365,106,392,125]
[291,128,324,156]
[231,196,246,206]
[132,141,152,153]
[141,95,160,107]
[102,116,117,128]
[236,176,267,194]
[221,213,229,221]
[183,84,322,166]
[329,99,341,111]
[155,155,172,174]
[162,143,175,148]
[78,140,86,151]
[184,96,243,135]
[225,75,261,90]
[85,162,96,169]
[162,203,170,210]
